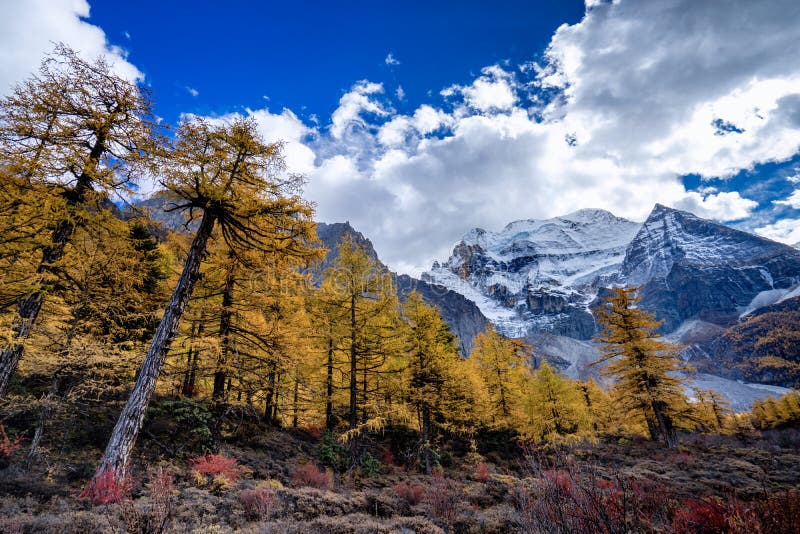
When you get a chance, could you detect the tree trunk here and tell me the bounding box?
[292,378,299,428]
[26,373,59,468]
[95,211,215,478]
[213,258,236,400]
[348,294,357,430]
[0,219,74,396]
[263,362,278,425]
[652,400,677,448]
[422,402,431,475]
[325,336,334,431]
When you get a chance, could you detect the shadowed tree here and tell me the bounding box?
[96,116,317,478]
[0,44,159,396]
[401,292,462,474]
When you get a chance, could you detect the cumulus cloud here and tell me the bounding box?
[384,53,400,66]
[245,0,800,274]
[443,65,518,112]
[10,0,798,275]
[673,191,757,221]
[0,0,141,93]
[775,189,800,209]
[755,219,800,245]
[330,81,389,141]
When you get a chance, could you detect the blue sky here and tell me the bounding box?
[2,0,800,274]
[86,0,586,127]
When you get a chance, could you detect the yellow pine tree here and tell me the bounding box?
[97,116,316,478]
[0,44,160,396]
[471,325,533,429]
[322,236,402,435]
[594,287,689,448]
[401,291,463,473]
[525,362,593,444]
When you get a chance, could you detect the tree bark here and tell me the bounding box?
[95,211,215,478]
[349,294,357,430]
[213,258,236,400]
[325,336,334,431]
[422,402,431,475]
[652,400,677,448]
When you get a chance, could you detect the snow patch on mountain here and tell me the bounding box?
[687,374,789,412]
[424,209,641,337]
[739,286,798,318]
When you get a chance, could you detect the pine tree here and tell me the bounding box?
[323,236,400,433]
[401,291,461,474]
[471,325,533,428]
[0,44,159,396]
[525,362,592,444]
[594,287,688,448]
[96,116,316,478]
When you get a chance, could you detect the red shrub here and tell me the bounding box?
[671,498,727,533]
[474,462,490,482]
[240,486,275,521]
[393,481,426,505]
[79,469,134,505]
[302,425,324,440]
[381,448,396,465]
[189,453,245,483]
[148,465,175,502]
[426,474,462,526]
[0,424,23,459]
[292,462,330,489]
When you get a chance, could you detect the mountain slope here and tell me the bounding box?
[312,223,488,355]
[423,209,641,339]
[427,204,800,343]
[620,204,800,332]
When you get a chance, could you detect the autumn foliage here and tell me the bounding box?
[189,453,245,483]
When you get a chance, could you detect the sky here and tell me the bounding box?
[2,0,800,275]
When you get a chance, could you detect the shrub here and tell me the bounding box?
[316,431,346,470]
[360,452,382,478]
[393,481,426,505]
[671,498,727,533]
[145,465,175,530]
[381,448,396,465]
[189,453,245,484]
[240,485,275,521]
[148,399,214,454]
[475,462,490,482]
[78,469,134,505]
[0,424,23,466]
[292,462,331,489]
[426,474,462,527]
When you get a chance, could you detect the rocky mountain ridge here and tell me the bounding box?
[426,204,800,342]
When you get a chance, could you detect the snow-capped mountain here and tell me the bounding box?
[620,204,800,332]
[423,208,642,338]
[424,205,800,342]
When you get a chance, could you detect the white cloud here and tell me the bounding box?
[673,191,757,221]
[384,53,400,66]
[395,85,405,101]
[443,65,518,112]
[186,86,199,97]
[330,80,389,140]
[755,218,800,245]
[0,0,141,93]
[775,189,800,209]
[297,0,800,273]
